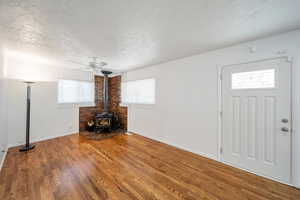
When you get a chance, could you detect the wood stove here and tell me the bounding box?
[94,70,120,133]
[95,113,113,133]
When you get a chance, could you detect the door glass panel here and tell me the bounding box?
[232,69,275,89]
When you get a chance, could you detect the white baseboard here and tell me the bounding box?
[221,160,295,187]
[131,131,299,188]
[132,131,218,161]
[0,146,8,172]
[8,132,77,148]
[156,137,218,161]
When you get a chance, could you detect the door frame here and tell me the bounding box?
[217,56,294,186]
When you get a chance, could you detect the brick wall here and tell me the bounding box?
[95,76,104,109]
[79,75,127,131]
[109,76,128,130]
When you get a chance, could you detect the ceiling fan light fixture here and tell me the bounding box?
[68,57,112,75]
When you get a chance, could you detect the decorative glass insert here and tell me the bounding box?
[232,69,275,89]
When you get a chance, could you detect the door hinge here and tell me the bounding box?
[220,111,223,117]
[220,74,223,80]
[220,147,223,154]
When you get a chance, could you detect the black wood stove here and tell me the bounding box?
[94,70,120,133]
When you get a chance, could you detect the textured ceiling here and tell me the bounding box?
[0,0,300,71]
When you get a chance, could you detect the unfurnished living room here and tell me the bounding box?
[0,1,300,200]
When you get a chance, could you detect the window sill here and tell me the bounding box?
[120,102,155,106]
[57,102,95,109]
[120,102,156,109]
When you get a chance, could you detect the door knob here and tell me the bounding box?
[281,119,289,123]
[281,127,289,132]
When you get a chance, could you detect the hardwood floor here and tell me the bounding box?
[0,133,299,200]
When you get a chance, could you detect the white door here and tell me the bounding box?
[221,58,291,183]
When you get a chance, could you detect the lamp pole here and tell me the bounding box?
[20,81,36,152]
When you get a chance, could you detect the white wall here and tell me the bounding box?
[0,47,8,168]
[3,52,93,147]
[7,81,78,146]
[123,30,300,187]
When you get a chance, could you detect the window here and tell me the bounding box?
[58,80,94,104]
[121,78,155,104]
[232,69,275,90]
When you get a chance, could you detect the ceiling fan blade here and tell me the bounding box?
[68,60,90,67]
[94,68,103,74]
[95,62,107,67]
[80,67,93,72]
[67,58,115,75]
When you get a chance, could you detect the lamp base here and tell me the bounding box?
[19,144,35,152]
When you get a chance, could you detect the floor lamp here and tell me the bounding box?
[19,81,36,152]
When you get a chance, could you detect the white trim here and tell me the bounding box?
[57,102,96,109]
[132,131,217,161]
[289,56,295,186]
[0,146,8,171]
[217,56,295,186]
[121,102,155,106]
[290,56,300,188]
[8,132,77,148]
[220,56,290,68]
[217,65,223,161]
[222,160,294,187]
[132,131,297,187]
[160,139,218,161]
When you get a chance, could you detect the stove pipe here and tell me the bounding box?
[101,70,112,113]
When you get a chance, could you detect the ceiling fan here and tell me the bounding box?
[68,57,110,74]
